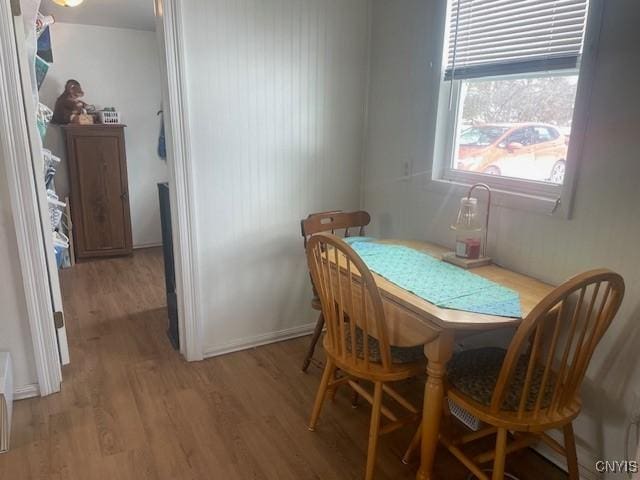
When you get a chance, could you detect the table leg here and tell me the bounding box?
[416,331,454,480]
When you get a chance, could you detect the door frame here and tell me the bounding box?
[0,0,62,396]
[0,0,202,397]
[155,0,202,361]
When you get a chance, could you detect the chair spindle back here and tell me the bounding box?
[306,233,392,371]
[301,210,371,248]
[490,269,625,419]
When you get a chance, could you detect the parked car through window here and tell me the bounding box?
[455,123,568,184]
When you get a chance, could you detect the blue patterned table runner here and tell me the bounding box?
[344,238,522,318]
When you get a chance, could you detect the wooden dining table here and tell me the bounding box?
[349,239,554,480]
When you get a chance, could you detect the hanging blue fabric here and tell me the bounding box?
[157,111,166,159]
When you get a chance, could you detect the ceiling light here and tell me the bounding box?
[51,0,85,6]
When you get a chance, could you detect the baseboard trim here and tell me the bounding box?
[133,242,163,250]
[534,442,599,480]
[203,322,316,359]
[13,383,39,400]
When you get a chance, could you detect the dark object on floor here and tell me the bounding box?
[158,182,179,350]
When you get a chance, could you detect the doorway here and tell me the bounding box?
[0,0,197,396]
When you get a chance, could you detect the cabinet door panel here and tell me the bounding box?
[66,126,132,259]
[74,135,126,251]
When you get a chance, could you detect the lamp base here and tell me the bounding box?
[442,252,492,269]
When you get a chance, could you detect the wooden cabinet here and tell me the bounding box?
[63,125,132,260]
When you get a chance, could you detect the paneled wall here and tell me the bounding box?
[362,0,640,473]
[180,0,370,354]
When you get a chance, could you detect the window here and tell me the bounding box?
[435,0,590,200]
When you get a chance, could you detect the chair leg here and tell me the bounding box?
[351,387,360,408]
[563,423,580,480]
[365,382,384,480]
[329,368,341,401]
[308,358,335,431]
[491,428,508,480]
[402,423,422,464]
[348,379,360,408]
[302,312,325,372]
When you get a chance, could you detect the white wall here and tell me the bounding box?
[362,0,640,474]
[40,23,167,248]
[180,0,370,354]
[0,156,38,391]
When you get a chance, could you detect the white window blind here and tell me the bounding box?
[445,0,589,80]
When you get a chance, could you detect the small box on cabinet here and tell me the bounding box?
[98,110,121,124]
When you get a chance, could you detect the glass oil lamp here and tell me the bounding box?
[443,183,492,268]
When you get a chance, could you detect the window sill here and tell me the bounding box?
[425,177,561,216]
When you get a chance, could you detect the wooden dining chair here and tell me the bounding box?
[306,233,424,480]
[404,269,625,480]
[300,210,371,372]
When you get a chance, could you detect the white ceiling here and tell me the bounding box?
[40,0,156,32]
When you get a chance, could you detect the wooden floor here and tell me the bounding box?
[0,248,567,480]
